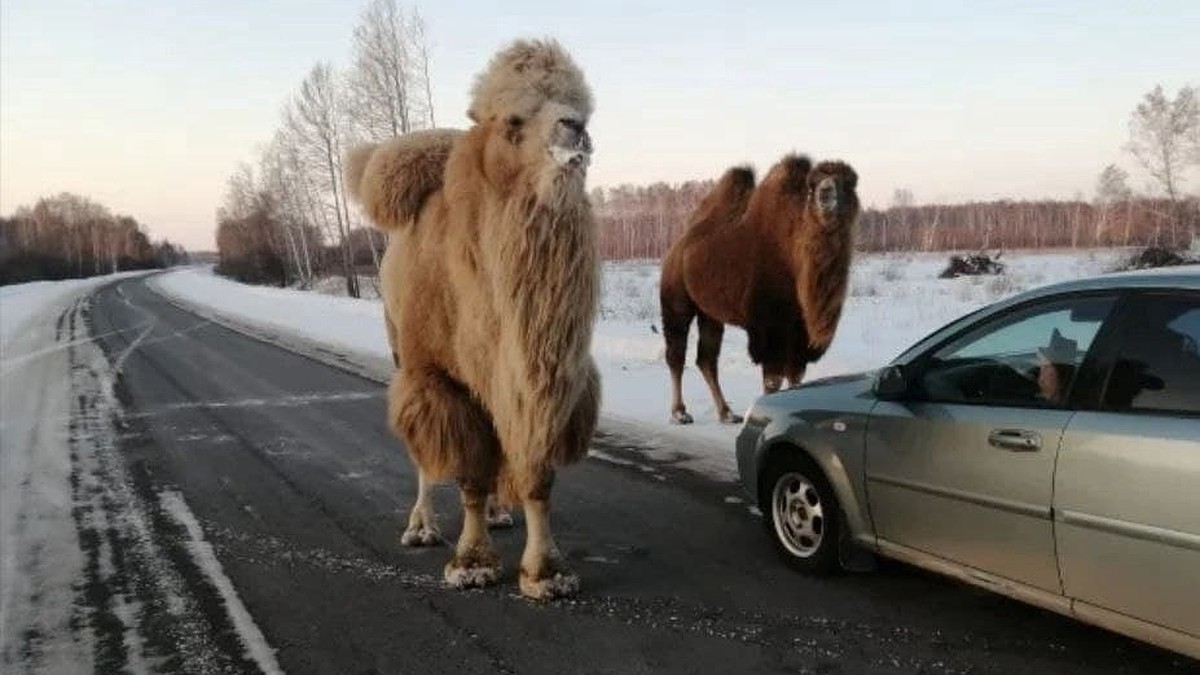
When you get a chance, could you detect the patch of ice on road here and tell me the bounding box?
[587,449,666,480]
[159,490,284,675]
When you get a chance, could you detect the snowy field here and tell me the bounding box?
[151,249,1128,458]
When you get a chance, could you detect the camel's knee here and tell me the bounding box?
[521,469,555,502]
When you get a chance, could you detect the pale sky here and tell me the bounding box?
[2,0,1197,250]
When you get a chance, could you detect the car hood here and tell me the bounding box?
[748,369,881,422]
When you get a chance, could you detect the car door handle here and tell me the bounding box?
[988,429,1042,451]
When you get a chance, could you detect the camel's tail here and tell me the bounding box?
[342,128,463,231]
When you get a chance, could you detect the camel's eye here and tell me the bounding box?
[506,115,524,128]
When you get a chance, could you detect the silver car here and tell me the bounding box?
[735,266,1200,660]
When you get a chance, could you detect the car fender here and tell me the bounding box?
[754,412,875,548]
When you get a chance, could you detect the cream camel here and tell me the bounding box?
[345,38,601,599]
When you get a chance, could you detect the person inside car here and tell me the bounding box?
[1036,328,1078,405]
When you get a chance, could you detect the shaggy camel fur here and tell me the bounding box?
[344,38,601,600]
[659,154,860,424]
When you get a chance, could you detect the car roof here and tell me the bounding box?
[889,263,1200,366]
[1007,264,1200,302]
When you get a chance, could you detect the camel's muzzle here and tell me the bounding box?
[550,117,592,169]
[816,178,838,213]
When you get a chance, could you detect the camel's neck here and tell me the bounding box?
[793,210,855,354]
[495,186,600,364]
[743,178,807,250]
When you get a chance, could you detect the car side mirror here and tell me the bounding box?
[874,365,909,400]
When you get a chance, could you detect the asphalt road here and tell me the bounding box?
[81,275,1194,675]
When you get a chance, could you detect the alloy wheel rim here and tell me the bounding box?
[771,472,825,558]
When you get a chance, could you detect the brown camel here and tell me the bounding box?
[344,38,601,600]
[659,154,860,424]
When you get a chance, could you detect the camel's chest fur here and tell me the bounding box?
[394,190,598,410]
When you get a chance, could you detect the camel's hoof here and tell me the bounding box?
[670,410,694,425]
[444,548,501,589]
[486,507,515,529]
[400,525,442,547]
[519,565,581,601]
[720,412,744,425]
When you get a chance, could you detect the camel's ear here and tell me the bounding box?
[842,165,859,190]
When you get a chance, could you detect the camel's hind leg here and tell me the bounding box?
[662,300,696,424]
[696,313,742,424]
[400,468,441,546]
[389,366,502,587]
[444,487,502,588]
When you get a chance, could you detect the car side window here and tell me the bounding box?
[917,295,1116,407]
[1103,293,1200,415]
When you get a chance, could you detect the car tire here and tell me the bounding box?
[760,452,842,575]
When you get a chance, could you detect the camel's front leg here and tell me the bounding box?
[400,468,442,546]
[444,488,501,588]
[762,363,786,394]
[784,363,807,390]
[519,496,579,600]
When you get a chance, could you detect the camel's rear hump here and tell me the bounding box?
[344,129,463,230]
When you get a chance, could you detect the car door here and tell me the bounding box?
[865,292,1118,594]
[1055,290,1200,641]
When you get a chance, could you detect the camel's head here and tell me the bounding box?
[466,38,594,197]
[806,160,860,229]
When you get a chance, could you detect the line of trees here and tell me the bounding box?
[596,83,1198,260]
[0,192,188,285]
[214,0,431,294]
[218,41,1195,278]
[594,185,1198,259]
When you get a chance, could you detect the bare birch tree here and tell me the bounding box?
[1125,84,1200,246]
[347,0,435,140]
[261,135,319,286]
[408,7,435,128]
[287,62,359,298]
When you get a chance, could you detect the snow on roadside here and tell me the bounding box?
[0,272,148,351]
[151,267,389,363]
[2,274,286,673]
[152,251,1125,480]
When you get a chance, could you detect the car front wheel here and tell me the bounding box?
[762,454,842,575]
